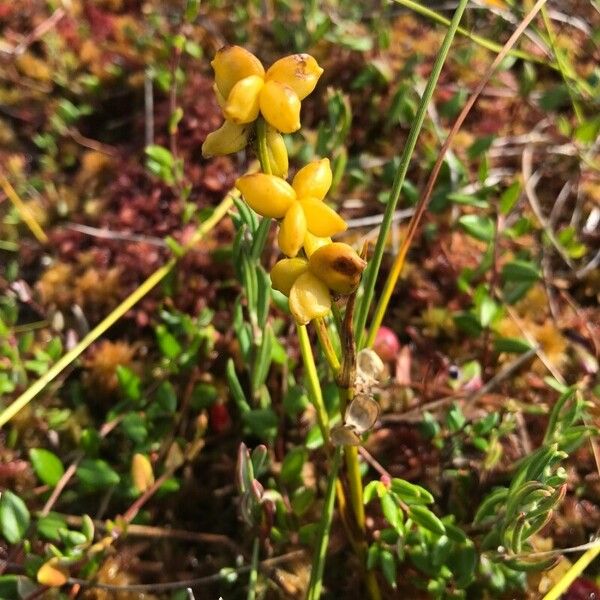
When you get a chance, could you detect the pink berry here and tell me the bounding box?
[373,326,400,362]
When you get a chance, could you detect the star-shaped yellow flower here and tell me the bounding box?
[236,158,347,257]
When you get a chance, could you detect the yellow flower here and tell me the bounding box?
[270,257,331,325]
[308,242,366,295]
[303,232,331,257]
[236,158,347,257]
[270,241,365,324]
[202,120,251,158]
[211,46,323,133]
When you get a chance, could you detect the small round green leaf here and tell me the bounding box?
[29,449,65,487]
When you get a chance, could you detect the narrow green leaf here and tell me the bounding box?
[494,336,533,354]
[251,324,273,392]
[155,324,182,359]
[380,548,397,589]
[501,260,541,283]
[458,215,495,242]
[409,505,446,535]
[390,479,434,505]
[281,448,307,486]
[226,359,250,413]
[37,512,67,542]
[499,181,521,215]
[381,493,402,532]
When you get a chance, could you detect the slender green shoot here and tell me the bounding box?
[355,0,470,347]
[297,324,330,439]
[314,317,341,374]
[0,192,235,427]
[306,446,342,600]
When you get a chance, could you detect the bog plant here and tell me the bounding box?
[1,2,598,598]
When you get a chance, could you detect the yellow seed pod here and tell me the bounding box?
[289,272,331,324]
[202,120,250,157]
[300,198,348,237]
[259,80,301,133]
[292,158,332,201]
[211,45,265,99]
[271,257,308,296]
[265,53,324,100]
[265,125,289,178]
[304,232,332,257]
[309,242,366,295]
[223,75,264,124]
[236,173,296,218]
[278,202,307,257]
[131,453,155,493]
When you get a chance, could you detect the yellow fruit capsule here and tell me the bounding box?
[289,272,331,325]
[236,173,296,219]
[271,257,308,296]
[265,125,289,178]
[304,232,332,257]
[259,80,301,133]
[131,453,155,493]
[202,120,250,157]
[292,158,332,201]
[309,242,367,295]
[211,45,265,99]
[300,198,348,237]
[223,75,264,124]
[278,202,307,257]
[265,53,324,100]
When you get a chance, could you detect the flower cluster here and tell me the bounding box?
[202,47,366,325]
[202,45,323,174]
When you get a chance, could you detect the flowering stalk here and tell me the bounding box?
[203,45,378,598]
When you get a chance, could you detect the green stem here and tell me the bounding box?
[355,0,470,348]
[307,446,342,600]
[253,117,273,258]
[256,117,272,175]
[345,446,366,531]
[297,324,330,440]
[247,537,260,600]
[314,317,341,375]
